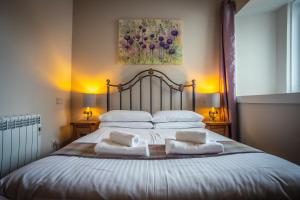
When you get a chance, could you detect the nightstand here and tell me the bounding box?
[70,120,100,139]
[205,121,231,137]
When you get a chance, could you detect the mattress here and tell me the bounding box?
[1,127,300,200]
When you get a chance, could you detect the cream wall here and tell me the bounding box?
[71,0,221,120]
[0,0,73,155]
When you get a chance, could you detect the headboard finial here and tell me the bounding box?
[192,79,196,85]
[118,84,122,92]
[148,68,154,75]
[106,79,110,85]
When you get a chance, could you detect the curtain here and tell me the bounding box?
[220,0,238,140]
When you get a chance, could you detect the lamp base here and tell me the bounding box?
[83,110,93,120]
[209,110,218,121]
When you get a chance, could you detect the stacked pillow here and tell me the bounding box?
[99,110,153,129]
[99,110,205,129]
[152,110,205,129]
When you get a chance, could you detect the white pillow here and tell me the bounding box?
[152,110,204,123]
[100,110,152,122]
[154,121,206,129]
[100,122,153,129]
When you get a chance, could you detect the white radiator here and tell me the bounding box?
[0,114,41,178]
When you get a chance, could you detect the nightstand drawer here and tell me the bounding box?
[71,120,100,139]
[205,121,231,137]
[208,127,226,135]
[76,127,92,136]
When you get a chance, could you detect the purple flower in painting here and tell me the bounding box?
[171,30,179,37]
[124,35,130,41]
[163,44,170,50]
[125,44,130,50]
[158,36,164,41]
[142,28,146,33]
[128,38,134,45]
[139,41,144,46]
[149,44,155,50]
[150,33,155,38]
[139,25,143,30]
[135,34,141,40]
[143,36,148,41]
[159,41,165,47]
[167,39,173,44]
[142,44,147,49]
[168,48,175,54]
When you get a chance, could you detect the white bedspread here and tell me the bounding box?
[1,128,300,200]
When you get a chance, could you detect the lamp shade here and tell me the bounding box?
[204,93,221,108]
[82,93,96,108]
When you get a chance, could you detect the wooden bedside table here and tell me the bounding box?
[205,121,231,137]
[71,120,100,139]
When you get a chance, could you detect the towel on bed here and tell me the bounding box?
[176,130,207,144]
[165,139,224,155]
[110,131,140,147]
[94,139,149,156]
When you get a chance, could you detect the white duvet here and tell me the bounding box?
[1,127,300,200]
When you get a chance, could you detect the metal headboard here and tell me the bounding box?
[106,68,195,113]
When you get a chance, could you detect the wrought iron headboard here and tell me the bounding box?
[106,68,195,113]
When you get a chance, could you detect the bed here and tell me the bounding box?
[1,69,300,199]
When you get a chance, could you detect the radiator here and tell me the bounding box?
[0,114,41,178]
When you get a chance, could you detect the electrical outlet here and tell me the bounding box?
[52,140,59,151]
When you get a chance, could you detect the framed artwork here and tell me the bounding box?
[119,19,182,65]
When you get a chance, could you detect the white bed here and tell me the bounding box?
[1,69,300,199]
[1,127,300,199]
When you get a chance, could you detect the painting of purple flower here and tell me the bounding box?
[119,19,182,64]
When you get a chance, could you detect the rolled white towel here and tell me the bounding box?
[165,139,224,155]
[109,131,140,147]
[176,130,207,144]
[94,139,149,156]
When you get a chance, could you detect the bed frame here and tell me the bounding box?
[106,68,195,113]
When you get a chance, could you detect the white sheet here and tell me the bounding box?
[76,127,231,145]
[1,127,300,200]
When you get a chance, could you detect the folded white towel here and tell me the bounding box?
[165,139,224,155]
[176,130,207,144]
[94,139,149,156]
[109,131,140,147]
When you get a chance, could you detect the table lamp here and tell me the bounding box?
[82,93,96,120]
[205,93,221,121]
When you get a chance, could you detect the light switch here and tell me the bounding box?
[56,97,63,105]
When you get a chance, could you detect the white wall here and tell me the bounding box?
[276,5,288,93]
[236,5,289,96]
[71,0,221,120]
[0,0,73,155]
[238,100,300,165]
[236,11,277,96]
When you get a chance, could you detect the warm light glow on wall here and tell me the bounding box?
[186,67,220,94]
[72,69,107,94]
[196,107,211,120]
[34,52,71,91]
[196,75,220,93]
[31,43,72,92]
